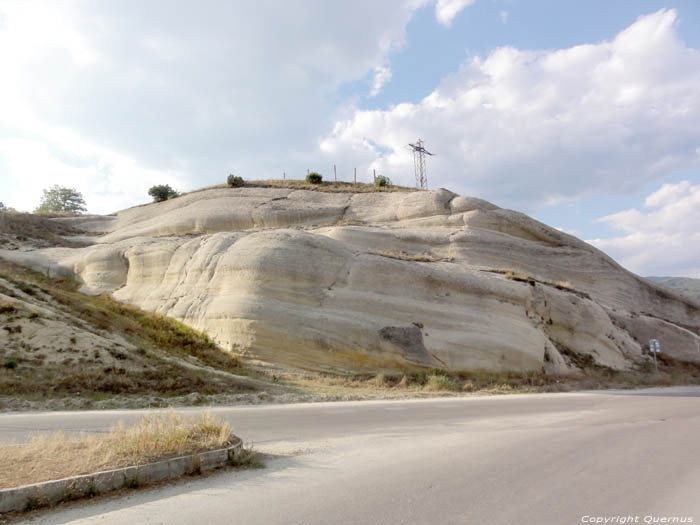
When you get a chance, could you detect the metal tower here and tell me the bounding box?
[408,139,433,190]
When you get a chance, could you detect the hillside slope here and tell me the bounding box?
[2,185,699,376]
[0,255,265,410]
[646,276,700,302]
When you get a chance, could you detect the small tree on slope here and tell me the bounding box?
[35,186,87,214]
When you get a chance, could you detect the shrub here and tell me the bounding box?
[306,172,322,184]
[424,374,460,392]
[369,373,386,387]
[374,175,392,187]
[148,184,179,203]
[3,358,18,370]
[227,174,244,187]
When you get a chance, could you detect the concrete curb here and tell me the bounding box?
[0,436,242,514]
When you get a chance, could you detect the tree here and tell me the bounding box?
[35,186,87,214]
[148,184,179,202]
[0,202,5,211]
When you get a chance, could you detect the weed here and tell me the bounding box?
[126,478,140,489]
[639,360,656,374]
[17,282,36,296]
[85,480,98,498]
[0,302,16,314]
[229,447,264,469]
[424,374,460,392]
[462,381,475,392]
[369,373,386,387]
[24,496,40,511]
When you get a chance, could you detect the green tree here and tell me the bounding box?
[148,184,179,202]
[35,186,87,214]
[0,202,5,211]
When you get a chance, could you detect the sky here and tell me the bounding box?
[1,0,700,277]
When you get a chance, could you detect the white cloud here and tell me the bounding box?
[556,226,581,236]
[370,65,393,97]
[435,0,476,26]
[0,137,186,214]
[589,181,700,277]
[500,10,508,24]
[319,9,700,211]
[0,0,426,213]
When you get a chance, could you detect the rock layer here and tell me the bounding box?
[3,187,699,374]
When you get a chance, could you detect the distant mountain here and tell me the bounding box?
[646,276,700,302]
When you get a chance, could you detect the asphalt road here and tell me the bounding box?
[6,387,700,524]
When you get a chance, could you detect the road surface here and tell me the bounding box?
[4,387,700,524]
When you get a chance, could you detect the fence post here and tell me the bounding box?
[354,168,357,185]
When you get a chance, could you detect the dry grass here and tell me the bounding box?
[0,410,235,489]
[0,210,84,247]
[250,179,417,193]
[183,178,418,196]
[272,359,700,400]
[423,374,460,392]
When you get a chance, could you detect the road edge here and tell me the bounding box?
[0,436,242,514]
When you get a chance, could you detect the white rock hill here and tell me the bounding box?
[3,187,699,375]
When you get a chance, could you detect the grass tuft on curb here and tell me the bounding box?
[0,410,236,490]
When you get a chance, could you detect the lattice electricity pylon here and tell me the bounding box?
[407,139,433,190]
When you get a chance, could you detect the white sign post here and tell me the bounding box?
[648,339,661,372]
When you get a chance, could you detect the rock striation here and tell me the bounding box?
[3,186,699,375]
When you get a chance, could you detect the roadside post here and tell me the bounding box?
[648,339,661,372]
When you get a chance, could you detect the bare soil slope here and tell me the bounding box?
[0,256,264,410]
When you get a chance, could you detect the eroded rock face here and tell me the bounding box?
[3,187,699,374]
